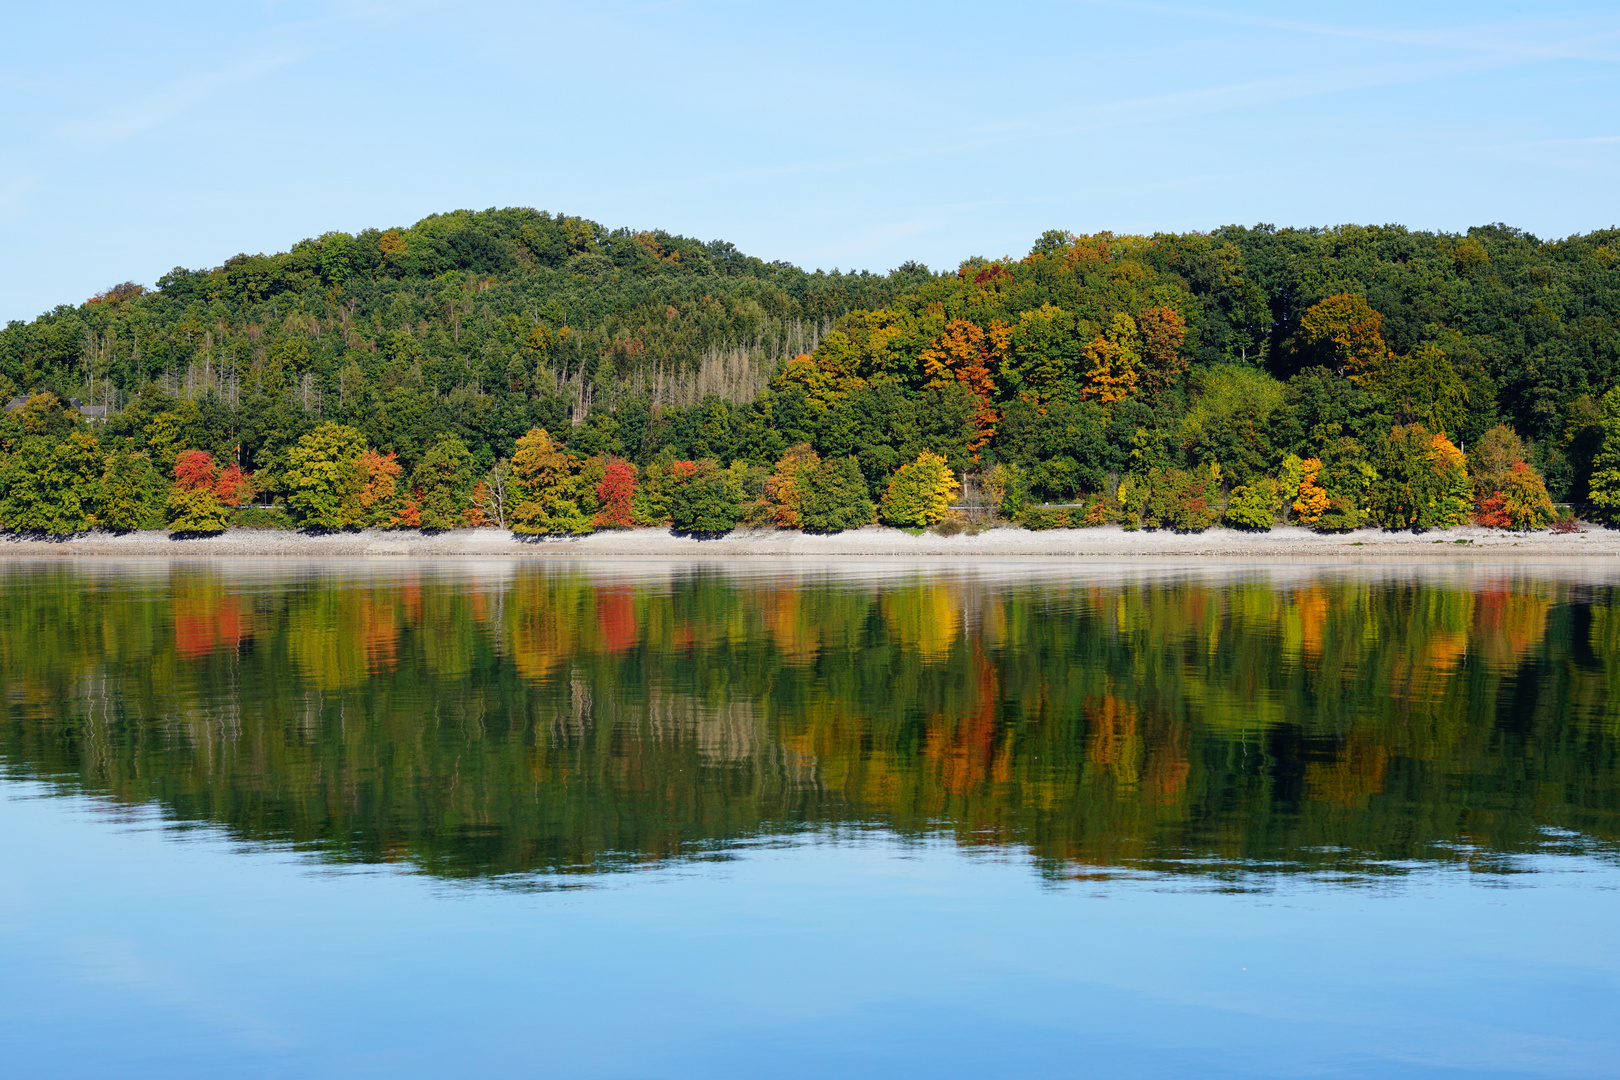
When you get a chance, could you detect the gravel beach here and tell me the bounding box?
[1,524,1615,559]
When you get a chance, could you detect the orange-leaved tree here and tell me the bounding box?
[919,319,1005,452]
[351,449,403,526]
[1135,306,1188,397]
[765,443,821,527]
[1292,458,1329,524]
[215,462,256,509]
[166,450,228,534]
[1297,294,1389,378]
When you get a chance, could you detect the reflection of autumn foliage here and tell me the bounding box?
[923,654,1005,794]
[880,581,959,661]
[1305,731,1389,807]
[6,564,1618,884]
[1086,695,1142,787]
[594,587,637,655]
[172,579,248,658]
[765,587,820,666]
[1472,584,1550,669]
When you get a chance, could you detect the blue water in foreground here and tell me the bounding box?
[3,783,1616,1079]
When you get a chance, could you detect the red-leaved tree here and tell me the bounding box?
[595,458,637,528]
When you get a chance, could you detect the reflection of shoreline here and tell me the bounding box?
[2,524,1619,560]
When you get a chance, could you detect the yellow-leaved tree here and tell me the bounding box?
[1079,313,1141,403]
[878,451,958,527]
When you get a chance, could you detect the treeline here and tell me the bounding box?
[2,210,1619,533]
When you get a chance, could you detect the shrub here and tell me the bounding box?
[1475,492,1510,529]
[1498,462,1556,529]
[1020,506,1064,530]
[1224,479,1281,531]
[1142,468,1219,532]
[229,505,294,530]
[879,451,957,527]
[1314,495,1364,532]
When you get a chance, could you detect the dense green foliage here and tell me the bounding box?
[1,211,1617,532]
[1,564,1616,881]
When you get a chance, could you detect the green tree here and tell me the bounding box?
[0,429,104,534]
[1224,478,1281,531]
[632,456,682,527]
[1367,425,1471,531]
[284,422,367,529]
[411,433,476,530]
[1500,465,1556,529]
[765,443,820,527]
[1142,467,1220,532]
[798,457,874,532]
[671,460,739,534]
[100,443,164,531]
[1585,387,1620,516]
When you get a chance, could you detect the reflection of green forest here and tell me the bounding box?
[1,562,1616,881]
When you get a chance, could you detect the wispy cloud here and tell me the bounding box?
[1070,0,1620,63]
[1071,0,1620,61]
[59,51,303,144]
[600,49,1517,202]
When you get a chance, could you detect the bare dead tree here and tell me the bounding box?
[472,459,513,528]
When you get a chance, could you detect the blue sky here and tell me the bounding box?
[1,0,1616,322]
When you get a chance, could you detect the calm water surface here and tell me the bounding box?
[1,558,1617,1078]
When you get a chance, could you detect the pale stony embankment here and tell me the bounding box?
[1,524,1616,559]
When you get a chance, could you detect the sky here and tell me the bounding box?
[1,0,1616,322]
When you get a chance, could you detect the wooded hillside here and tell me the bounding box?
[1,208,1617,533]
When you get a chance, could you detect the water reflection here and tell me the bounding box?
[2,559,1616,882]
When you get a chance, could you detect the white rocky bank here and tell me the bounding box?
[1,524,1617,559]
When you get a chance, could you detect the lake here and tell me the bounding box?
[1,558,1616,1078]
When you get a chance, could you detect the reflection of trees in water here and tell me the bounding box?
[0,562,1616,882]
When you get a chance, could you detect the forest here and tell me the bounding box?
[3,206,1620,535]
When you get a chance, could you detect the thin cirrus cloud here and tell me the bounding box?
[59,52,304,145]
[601,51,1521,207]
[1075,0,1620,62]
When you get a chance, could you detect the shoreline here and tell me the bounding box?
[1,524,1617,559]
